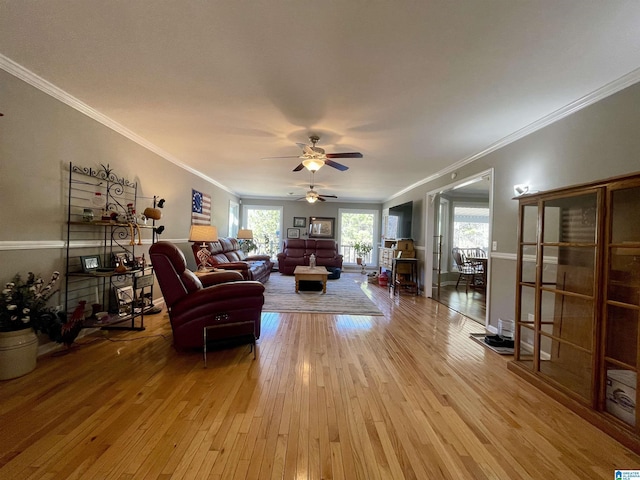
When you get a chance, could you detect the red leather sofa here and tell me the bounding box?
[276,239,343,275]
[191,237,272,283]
[150,241,264,351]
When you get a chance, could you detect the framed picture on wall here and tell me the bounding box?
[309,217,335,239]
[287,228,300,239]
[293,217,306,228]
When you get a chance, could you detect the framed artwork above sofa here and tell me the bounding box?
[309,217,335,239]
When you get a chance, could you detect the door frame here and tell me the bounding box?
[424,168,494,329]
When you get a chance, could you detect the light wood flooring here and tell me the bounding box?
[432,284,486,325]
[1,275,639,479]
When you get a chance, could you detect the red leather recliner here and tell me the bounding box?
[149,241,265,351]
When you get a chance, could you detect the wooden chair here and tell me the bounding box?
[452,247,479,292]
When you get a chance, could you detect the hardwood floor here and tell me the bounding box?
[433,284,486,324]
[1,275,639,479]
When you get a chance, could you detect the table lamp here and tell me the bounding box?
[189,225,218,269]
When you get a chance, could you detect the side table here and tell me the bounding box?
[392,257,418,295]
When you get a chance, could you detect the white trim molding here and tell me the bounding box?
[387,67,640,202]
[0,238,190,252]
[0,240,66,251]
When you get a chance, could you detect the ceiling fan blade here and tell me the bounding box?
[324,159,349,171]
[325,152,363,159]
[319,194,338,199]
[293,163,305,172]
[317,197,326,202]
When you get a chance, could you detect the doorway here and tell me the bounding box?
[425,171,493,326]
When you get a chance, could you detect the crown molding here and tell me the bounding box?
[0,54,236,196]
[386,67,640,202]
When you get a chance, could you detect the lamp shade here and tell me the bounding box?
[189,225,218,243]
[237,229,254,239]
[302,158,324,172]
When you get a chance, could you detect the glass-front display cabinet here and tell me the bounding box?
[510,172,640,453]
[602,180,640,429]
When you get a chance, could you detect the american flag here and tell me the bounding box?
[191,189,211,225]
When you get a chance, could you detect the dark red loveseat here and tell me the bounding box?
[276,239,343,275]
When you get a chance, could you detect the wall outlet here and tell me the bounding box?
[492,241,498,251]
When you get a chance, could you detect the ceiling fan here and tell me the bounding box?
[295,173,338,203]
[264,135,363,172]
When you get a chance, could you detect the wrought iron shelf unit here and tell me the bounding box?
[64,162,155,331]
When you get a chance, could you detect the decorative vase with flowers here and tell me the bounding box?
[0,271,61,380]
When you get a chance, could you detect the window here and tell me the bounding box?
[453,205,490,256]
[338,209,378,264]
[228,201,239,238]
[241,205,283,259]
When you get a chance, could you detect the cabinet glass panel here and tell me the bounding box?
[609,247,640,305]
[542,246,595,296]
[516,325,535,365]
[611,186,640,244]
[540,250,558,288]
[521,205,538,243]
[521,244,537,284]
[605,364,637,427]
[542,193,598,244]
[519,285,536,323]
[539,337,592,401]
[606,305,638,368]
[540,290,593,350]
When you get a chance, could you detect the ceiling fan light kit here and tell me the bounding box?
[265,134,363,202]
[264,134,362,174]
[302,158,324,172]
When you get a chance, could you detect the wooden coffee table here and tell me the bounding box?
[293,265,330,294]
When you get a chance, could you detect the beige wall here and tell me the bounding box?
[383,81,640,330]
[0,69,239,306]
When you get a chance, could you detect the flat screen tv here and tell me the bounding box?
[387,201,413,239]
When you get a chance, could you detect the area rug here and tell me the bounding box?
[263,272,383,316]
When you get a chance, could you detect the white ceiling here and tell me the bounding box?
[1,1,640,203]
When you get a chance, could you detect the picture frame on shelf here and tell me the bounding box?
[309,217,335,239]
[293,217,306,228]
[80,254,101,273]
[114,285,135,315]
[111,251,132,268]
[287,228,300,239]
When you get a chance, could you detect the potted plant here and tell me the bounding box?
[239,238,258,255]
[353,241,373,266]
[0,271,62,380]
